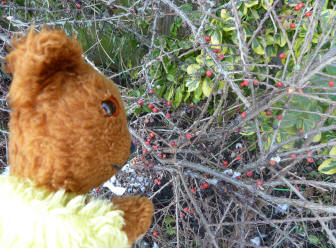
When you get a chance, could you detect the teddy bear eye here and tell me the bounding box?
[101,97,119,117]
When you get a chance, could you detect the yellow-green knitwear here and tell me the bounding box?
[0,175,129,248]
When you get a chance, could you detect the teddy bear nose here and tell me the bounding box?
[130,141,136,154]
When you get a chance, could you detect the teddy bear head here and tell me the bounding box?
[4,27,132,194]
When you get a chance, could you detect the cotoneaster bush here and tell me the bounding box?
[140,0,336,174]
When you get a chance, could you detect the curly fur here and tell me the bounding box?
[3,27,153,246]
[5,27,132,193]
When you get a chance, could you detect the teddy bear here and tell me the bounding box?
[1,26,153,247]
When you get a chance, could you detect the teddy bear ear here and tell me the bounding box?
[4,26,83,107]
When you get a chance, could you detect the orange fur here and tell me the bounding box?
[5,27,132,194]
[4,26,154,245]
[112,196,154,244]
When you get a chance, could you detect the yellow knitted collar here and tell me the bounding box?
[0,176,129,248]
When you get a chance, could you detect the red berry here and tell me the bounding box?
[290,154,296,159]
[189,209,195,214]
[218,54,225,60]
[279,53,285,59]
[153,145,159,150]
[171,141,176,147]
[189,103,194,108]
[76,3,81,8]
[266,110,272,116]
[165,113,171,118]
[296,88,303,93]
[241,112,247,118]
[153,231,158,237]
[307,157,314,163]
[144,119,150,124]
[263,137,267,142]
[150,132,155,138]
[205,36,211,42]
[257,181,263,186]
[299,129,304,134]
[298,2,304,8]
[158,153,163,158]
[179,213,184,218]
[277,115,283,120]
[152,107,158,113]
[246,171,253,178]
[236,176,241,180]
[213,49,220,53]
[290,23,295,29]
[276,82,283,88]
[328,81,334,87]
[154,179,162,185]
[191,188,196,193]
[145,141,150,146]
[269,160,276,166]
[240,80,248,87]
[294,5,300,11]
[148,104,154,109]
[206,70,213,77]
[137,99,144,106]
[236,155,241,160]
[147,138,151,143]
[1,1,6,4]
[186,133,192,139]
[201,182,209,189]
[295,186,300,191]
[183,207,189,212]
[305,11,312,17]
[167,101,172,106]
[143,149,148,154]
[149,89,155,94]
[253,79,259,86]
[222,161,229,166]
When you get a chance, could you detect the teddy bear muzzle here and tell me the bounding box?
[111,141,136,171]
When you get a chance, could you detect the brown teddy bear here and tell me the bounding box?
[0,26,153,247]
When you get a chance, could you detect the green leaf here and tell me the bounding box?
[166,87,175,101]
[202,78,212,97]
[326,65,336,75]
[245,0,258,8]
[312,133,321,142]
[187,64,201,75]
[318,159,336,175]
[308,235,321,245]
[210,30,222,45]
[261,0,273,9]
[181,4,193,11]
[142,105,152,113]
[173,86,184,108]
[329,146,336,156]
[251,9,260,20]
[220,9,232,21]
[223,24,236,32]
[252,39,265,55]
[193,84,202,103]
[196,53,204,64]
[167,73,176,82]
[186,78,200,92]
[275,33,287,47]
[184,91,190,102]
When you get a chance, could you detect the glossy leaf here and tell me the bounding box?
[318,159,336,175]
